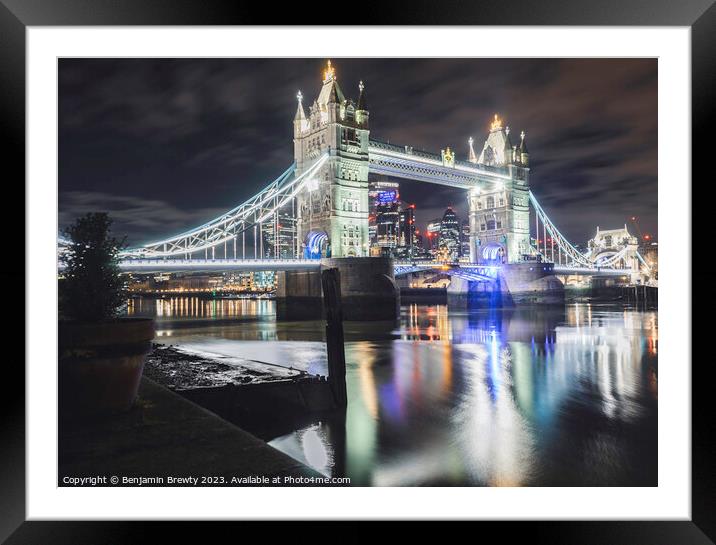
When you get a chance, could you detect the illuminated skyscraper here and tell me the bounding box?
[399,204,416,249]
[461,219,471,258]
[262,210,297,258]
[426,219,441,256]
[439,207,461,261]
[369,180,400,254]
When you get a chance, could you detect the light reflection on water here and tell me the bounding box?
[128,297,658,486]
[128,296,275,321]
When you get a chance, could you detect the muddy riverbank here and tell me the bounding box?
[143,343,306,390]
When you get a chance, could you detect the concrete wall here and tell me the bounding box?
[179,377,336,440]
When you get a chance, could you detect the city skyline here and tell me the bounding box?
[59,58,657,246]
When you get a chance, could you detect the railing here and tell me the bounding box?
[368,139,442,162]
[117,258,321,271]
[553,265,634,276]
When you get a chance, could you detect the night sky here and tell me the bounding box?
[58,58,657,246]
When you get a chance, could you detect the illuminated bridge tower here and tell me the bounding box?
[467,115,531,264]
[293,60,370,258]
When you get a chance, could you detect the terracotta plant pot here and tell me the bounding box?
[58,318,155,415]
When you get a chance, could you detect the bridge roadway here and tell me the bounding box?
[117,258,632,277]
[118,258,319,272]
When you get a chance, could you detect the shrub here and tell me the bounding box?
[59,212,127,322]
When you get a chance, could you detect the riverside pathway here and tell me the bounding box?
[59,377,325,486]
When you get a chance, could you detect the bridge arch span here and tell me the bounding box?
[304,230,330,259]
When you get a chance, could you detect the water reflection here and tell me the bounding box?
[128,296,657,486]
[128,296,275,321]
[296,304,655,486]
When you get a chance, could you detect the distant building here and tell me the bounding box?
[439,207,461,261]
[262,209,297,258]
[588,226,638,253]
[252,271,275,290]
[369,180,401,254]
[369,180,399,215]
[412,231,429,259]
[167,274,221,290]
[460,219,471,259]
[426,219,441,256]
[587,225,640,274]
[398,204,416,258]
[639,241,658,283]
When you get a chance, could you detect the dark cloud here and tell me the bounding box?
[58,191,228,245]
[59,58,657,245]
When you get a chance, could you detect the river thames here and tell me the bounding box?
[128,297,658,486]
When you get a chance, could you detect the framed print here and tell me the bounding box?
[3,0,714,542]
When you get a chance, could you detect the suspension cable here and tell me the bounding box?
[121,153,328,258]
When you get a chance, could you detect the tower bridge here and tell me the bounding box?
[114,60,633,270]
[59,60,652,317]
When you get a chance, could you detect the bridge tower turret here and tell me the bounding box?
[293,90,309,136]
[468,115,531,264]
[467,136,478,164]
[293,60,370,258]
[518,130,529,166]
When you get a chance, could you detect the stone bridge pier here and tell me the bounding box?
[447,263,565,308]
[275,257,399,321]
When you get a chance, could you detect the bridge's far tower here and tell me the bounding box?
[293,60,370,258]
[467,115,531,264]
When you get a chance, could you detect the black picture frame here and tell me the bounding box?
[3,0,712,542]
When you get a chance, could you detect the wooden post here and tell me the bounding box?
[321,268,347,409]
